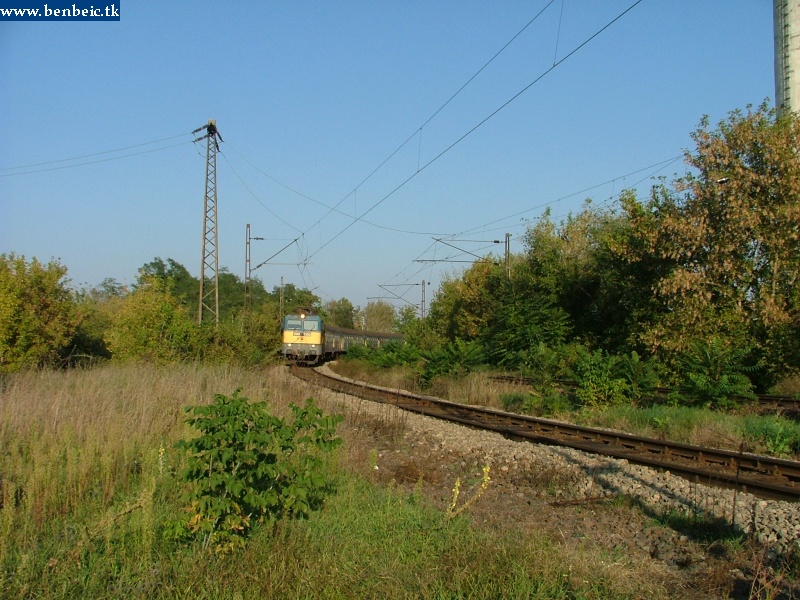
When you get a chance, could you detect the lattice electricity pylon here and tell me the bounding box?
[193,120,223,325]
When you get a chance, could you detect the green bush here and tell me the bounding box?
[419,338,484,386]
[105,276,200,363]
[171,390,342,553]
[573,347,630,408]
[0,253,78,372]
[677,337,758,409]
[343,341,418,368]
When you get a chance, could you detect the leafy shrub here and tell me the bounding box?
[105,276,200,363]
[171,390,342,553]
[0,254,78,372]
[618,351,662,400]
[677,337,758,409]
[499,392,531,413]
[419,339,484,386]
[515,342,566,386]
[573,347,631,408]
[485,296,570,369]
[343,341,419,368]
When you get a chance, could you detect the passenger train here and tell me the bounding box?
[281,310,402,365]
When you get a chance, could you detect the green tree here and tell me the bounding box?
[426,259,505,343]
[626,103,800,382]
[324,297,356,329]
[360,300,395,332]
[105,276,199,363]
[522,201,658,352]
[138,257,199,308]
[394,304,419,332]
[271,283,321,316]
[0,254,77,372]
[68,279,128,363]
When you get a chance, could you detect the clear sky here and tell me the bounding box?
[0,1,775,312]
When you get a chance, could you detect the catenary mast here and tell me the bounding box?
[192,120,223,325]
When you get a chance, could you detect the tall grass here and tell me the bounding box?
[0,363,674,598]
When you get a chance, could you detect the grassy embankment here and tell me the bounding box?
[0,363,671,599]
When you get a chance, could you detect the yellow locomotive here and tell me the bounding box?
[281,311,402,365]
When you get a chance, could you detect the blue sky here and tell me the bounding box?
[0,1,775,312]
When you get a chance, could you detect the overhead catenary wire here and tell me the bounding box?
[0,138,193,177]
[0,132,190,172]
[302,0,553,235]
[381,152,682,302]
[303,0,645,264]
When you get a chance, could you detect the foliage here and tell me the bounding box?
[426,260,505,342]
[572,347,632,408]
[104,276,200,363]
[522,202,653,352]
[676,337,758,409]
[394,304,421,334]
[624,103,800,381]
[483,293,570,369]
[0,253,78,372]
[172,391,342,552]
[67,279,128,364]
[272,282,321,315]
[343,340,419,368]
[500,389,572,417]
[139,257,271,323]
[138,257,199,307]
[359,300,396,332]
[419,338,484,386]
[618,350,662,400]
[323,297,356,329]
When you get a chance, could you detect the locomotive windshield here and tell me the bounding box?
[282,316,322,331]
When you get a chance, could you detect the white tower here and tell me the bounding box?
[775,0,800,114]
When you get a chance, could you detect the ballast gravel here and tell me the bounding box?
[312,365,800,564]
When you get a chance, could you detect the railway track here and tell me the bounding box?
[291,365,800,503]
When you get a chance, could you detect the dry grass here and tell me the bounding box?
[772,374,800,397]
[427,371,524,409]
[0,364,300,539]
[329,361,523,410]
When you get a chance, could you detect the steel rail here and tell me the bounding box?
[292,366,800,502]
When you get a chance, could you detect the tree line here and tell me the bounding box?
[399,103,799,402]
[0,254,400,371]
[2,103,799,402]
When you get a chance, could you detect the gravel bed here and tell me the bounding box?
[316,365,800,561]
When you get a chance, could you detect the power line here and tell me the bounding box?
[382,152,681,293]
[0,133,191,176]
[304,0,644,263]
[292,1,561,248]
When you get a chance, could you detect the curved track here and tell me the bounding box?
[291,365,800,502]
